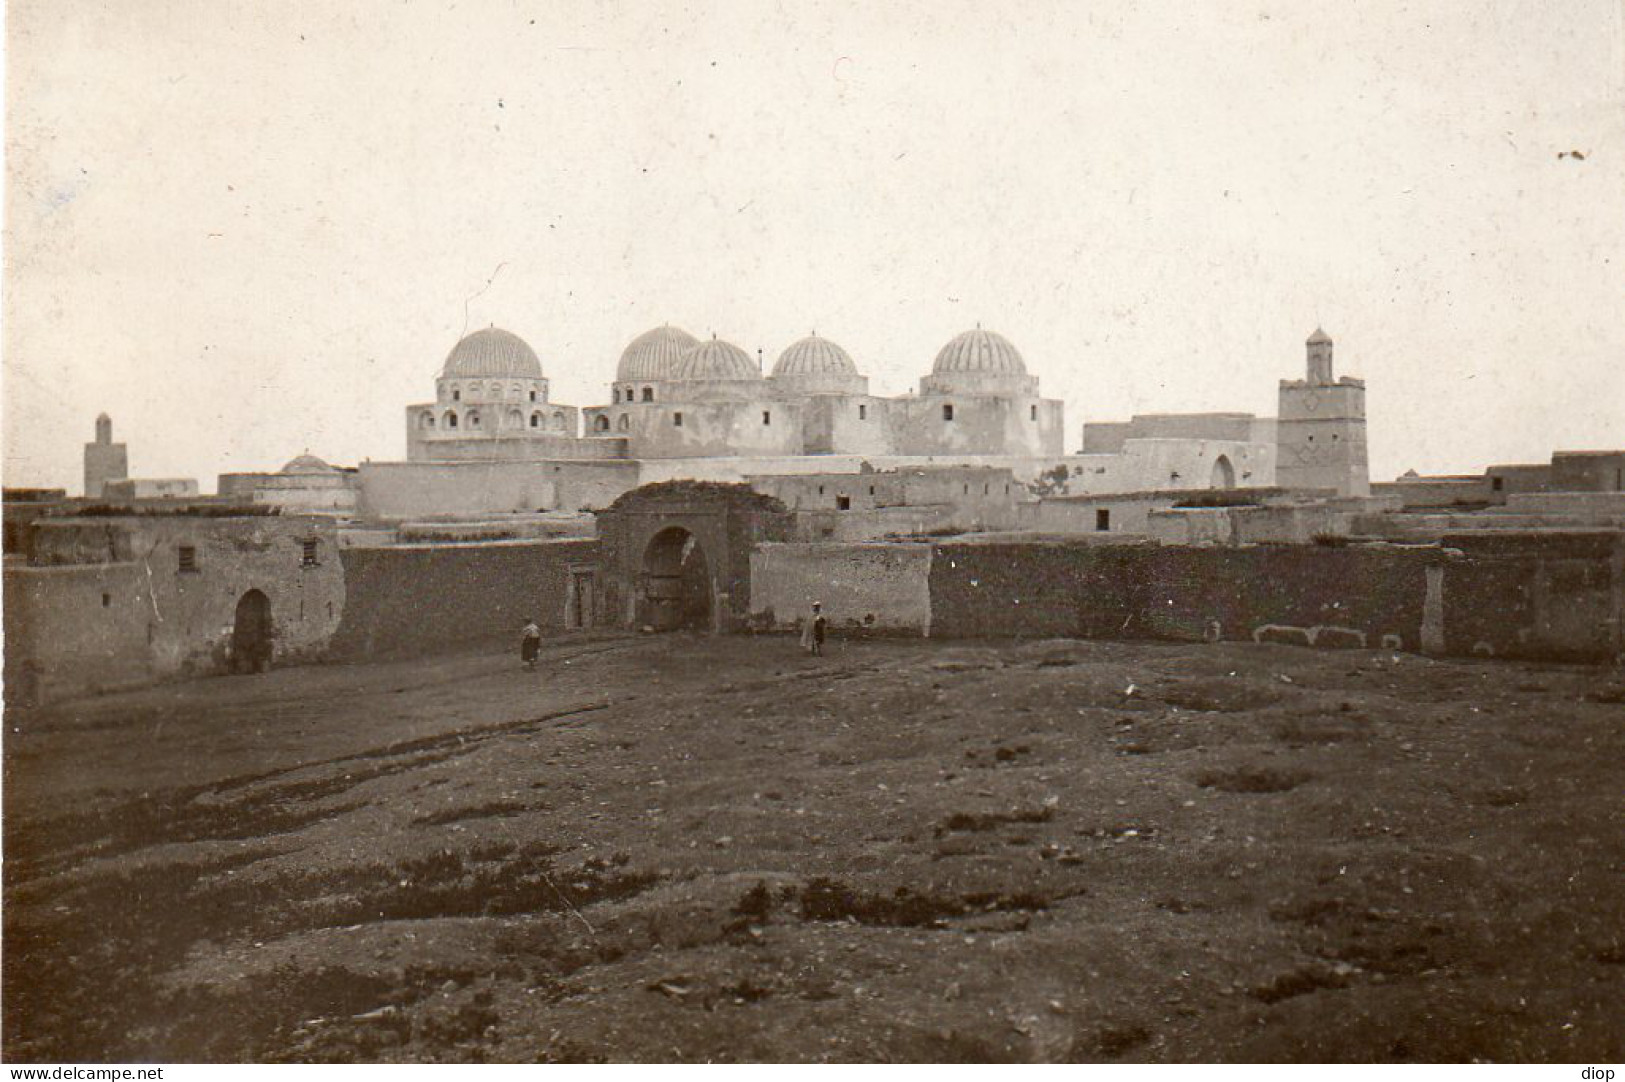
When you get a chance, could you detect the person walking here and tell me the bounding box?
[520,617,542,671]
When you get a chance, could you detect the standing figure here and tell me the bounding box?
[804,601,827,657]
[520,617,542,670]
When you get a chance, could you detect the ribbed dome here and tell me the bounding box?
[441,327,544,379]
[773,335,859,377]
[617,325,699,381]
[932,327,1027,376]
[280,454,335,474]
[673,336,760,380]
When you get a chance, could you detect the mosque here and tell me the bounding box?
[382,318,1368,521]
[407,324,1065,462]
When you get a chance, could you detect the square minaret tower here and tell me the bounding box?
[1276,329,1369,497]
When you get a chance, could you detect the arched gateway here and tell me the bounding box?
[594,482,793,635]
[232,588,273,672]
[640,526,713,631]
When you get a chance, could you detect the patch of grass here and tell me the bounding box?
[1271,717,1363,746]
[1194,767,1311,794]
[413,801,532,826]
[1158,683,1283,713]
[936,806,1054,835]
[1582,683,1625,705]
[1269,896,1349,926]
[1081,1021,1152,1057]
[1476,786,1529,808]
[796,877,1050,929]
[1249,966,1350,1003]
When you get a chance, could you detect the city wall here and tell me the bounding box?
[357,460,640,518]
[328,538,598,658]
[909,537,1621,662]
[924,540,1435,649]
[748,542,933,634]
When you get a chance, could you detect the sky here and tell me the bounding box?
[4,0,1623,492]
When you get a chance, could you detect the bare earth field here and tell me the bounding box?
[4,634,1623,1063]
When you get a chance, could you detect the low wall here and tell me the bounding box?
[329,538,598,658]
[3,562,154,704]
[358,460,640,518]
[927,540,1435,650]
[916,534,1622,662]
[749,542,932,634]
[1439,532,1624,662]
[1502,492,1625,519]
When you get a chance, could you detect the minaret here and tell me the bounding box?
[83,413,129,498]
[1306,326,1334,384]
[1275,329,1370,497]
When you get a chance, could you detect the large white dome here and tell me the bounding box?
[932,327,1027,376]
[773,334,859,377]
[441,327,544,379]
[673,336,760,380]
[617,325,700,381]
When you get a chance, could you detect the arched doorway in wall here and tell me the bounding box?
[232,589,273,673]
[640,527,712,632]
[1211,454,1236,490]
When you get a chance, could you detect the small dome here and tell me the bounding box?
[618,325,699,381]
[932,327,1027,376]
[1307,327,1333,345]
[441,327,544,379]
[673,336,760,380]
[773,334,859,377]
[281,454,335,474]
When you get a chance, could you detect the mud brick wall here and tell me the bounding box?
[749,542,933,634]
[928,542,1435,650]
[1441,532,1623,661]
[1136,546,1432,648]
[927,542,1142,639]
[330,538,597,658]
[3,562,153,704]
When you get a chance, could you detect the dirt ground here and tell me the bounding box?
[4,633,1623,1063]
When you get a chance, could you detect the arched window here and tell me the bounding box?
[594,415,611,432]
[617,413,630,431]
[550,413,567,432]
[642,387,654,402]
[469,410,481,428]
[507,408,522,428]
[943,404,955,421]
[421,412,435,429]
[447,411,459,428]
[510,385,521,399]
[613,388,621,404]
[468,382,483,399]
[452,388,461,402]
[529,389,537,402]
[531,412,543,428]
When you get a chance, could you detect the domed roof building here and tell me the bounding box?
[617,325,699,382]
[280,453,337,475]
[441,327,545,380]
[771,334,868,396]
[932,327,1028,376]
[673,336,761,381]
[406,323,580,458]
[920,326,1039,396]
[433,326,551,409]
